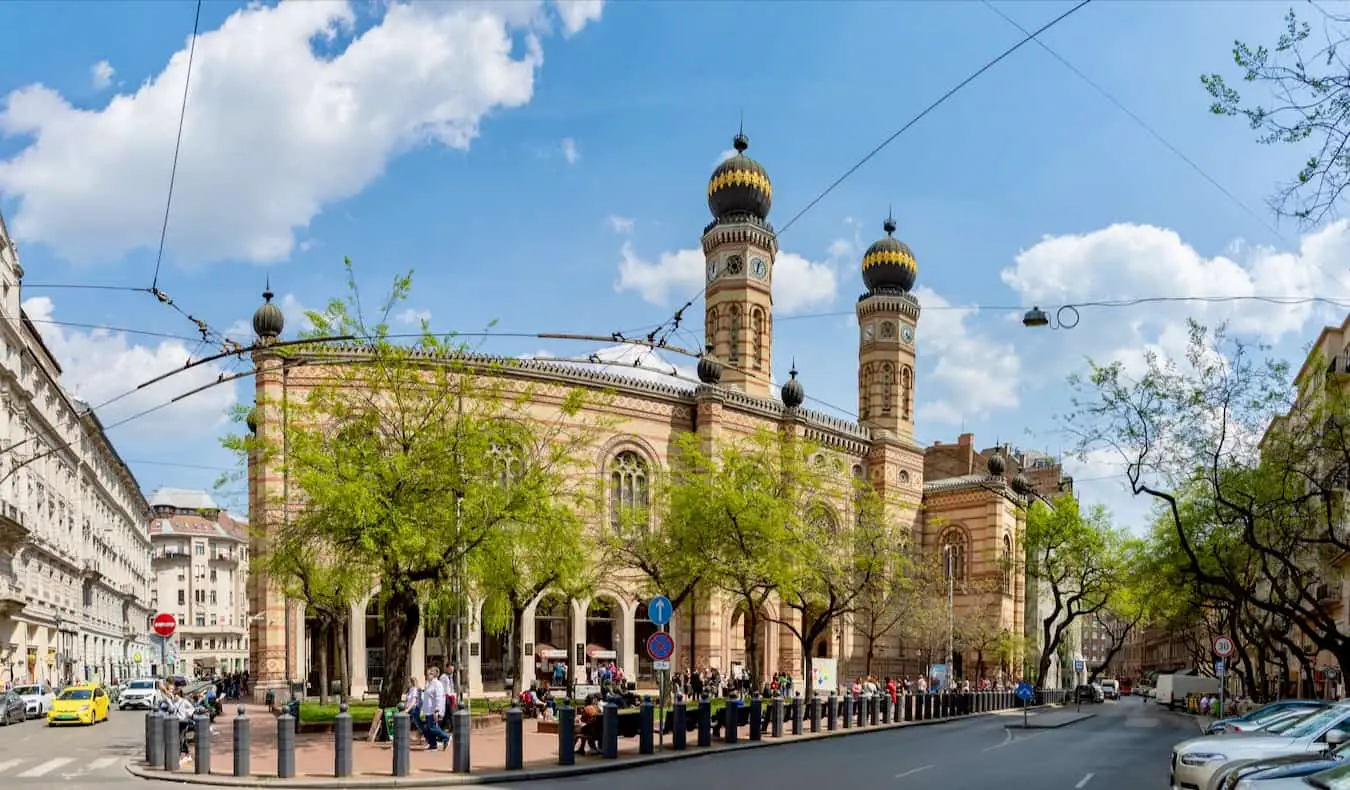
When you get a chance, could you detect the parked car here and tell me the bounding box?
[1234,759,1350,789]
[1099,679,1120,700]
[1208,701,1332,735]
[1172,703,1350,790]
[1075,684,1103,703]
[0,690,25,725]
[12,682,53,719]
[1207,748,1346,790]
[1227,708,1333,737]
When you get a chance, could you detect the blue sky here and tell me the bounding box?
[0,0,1342,529]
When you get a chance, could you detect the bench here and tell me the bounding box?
[575,709,643,754]
[712,702,761,737]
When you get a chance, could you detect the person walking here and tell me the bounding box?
[421,669,450,751]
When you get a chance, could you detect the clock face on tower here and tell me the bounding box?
[863,323,874,342]
[707,260,719,282]
[726,254,744,275]
[751,257,767,279]
[901,324,915,345]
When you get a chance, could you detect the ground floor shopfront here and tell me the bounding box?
[0,609,156,686]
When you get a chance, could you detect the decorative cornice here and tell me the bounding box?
[856,292,921,322]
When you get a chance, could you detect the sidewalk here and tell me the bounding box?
[128,701,1063,786]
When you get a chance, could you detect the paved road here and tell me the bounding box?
[0,706,147,788]
[503,696,1199,790]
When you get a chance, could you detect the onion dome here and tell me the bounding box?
[252,285,284,341]
[781,365,805,408]
[986,453,1006,477]
[1011,473,1034,497]
[707,132,772,221]
[861,215,917,293]
[246,408,258,435]
[697,347,723,385]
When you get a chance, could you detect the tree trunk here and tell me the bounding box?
[1035,649,1054,690]
[336,614,350,701]
[317,620,331,707]
[509,604,528,697]
[976,651,985,681]
[379,583,422,708]
[745,605,762,689]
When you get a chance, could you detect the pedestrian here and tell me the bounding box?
[421,669,450,750]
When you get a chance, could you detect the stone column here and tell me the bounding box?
[466,598,484,697]
[348,601,367,698]
[621,600,636,679]
[248,349,290,704]
[410,625,426,680]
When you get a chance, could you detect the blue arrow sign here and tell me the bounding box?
[1015,681,1034,702]
[647,595,673,627]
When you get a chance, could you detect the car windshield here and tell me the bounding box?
[1307,761,1350,789]
[57,689,91,701]
[1265,711,1318,734]
[1282,707,1346,739]
[12,685,38,696]
[1255,707,1316,725]
[128,680,155,689]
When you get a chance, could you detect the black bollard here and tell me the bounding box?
[749,694,762,741]
[557,703,575,766]
[161,714,180,772]
[391,711,410,777]
[146,710,162,766]
[841,695,852,729]
[869,694,879,725]
[452,708,471,773]
[602,702,619,758]
[232,706,249,777]
[639,697,654,755]
[672,696,687,751]
[826,693,838,730]
[809,695,821,733]
[698,695,711,748]
[334,703,352,777]
[881,694,892,724]
[505,706,524,770]
[194,712,211,774]
[792,692,803,736]
[772,694,784,738]
[277,710,296,779]
[724,701,738,744]
[857,695,866,728]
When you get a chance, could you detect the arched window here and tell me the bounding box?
[609,451,650,531]
[1001,534,1014,591]
[882,363,894,415]
[751,308,765,370]
[860,364,872,419]
[900,366,913,420]
[705,307,718,351]
[806,504,839,536]
[941,530,967,586]
[729,306,741,364]
[489,443,521,486]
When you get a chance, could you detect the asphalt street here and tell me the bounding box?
[503,695,1199,790]
[0,705,147,788]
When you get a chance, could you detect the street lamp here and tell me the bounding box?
[943,544,954,687]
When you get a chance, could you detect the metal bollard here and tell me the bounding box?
[857,695,866,728]
[826,693,838,730]
[557,703,575,766]
[672,696,687,750]
[194,712,211,774]
[602,703,619,759]
[697,695,711,747]
[881,694,891,724]
[277,711,296,779]
[232,705,250,778]
[841,695,852,729]
[505,706,524,770]
[638,697,654,755]
[146,710,163,766]
[452,708,471,773]
[391,711,410,777]
[724,701,738,744]
[335,703,352,777]
[771,694,784,737]
[749,694,762,741]
[869,694,879,725]
[809,695,821,733]
[792,692,803,736]
[161,714,180,772]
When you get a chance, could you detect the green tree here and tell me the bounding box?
[852,546,930,679]
[1201,8,1350,225]
[1024,494,1128,688]
[232,261,597,707]
[661,430,803,688]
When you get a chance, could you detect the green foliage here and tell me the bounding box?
[1200,8,1350,224]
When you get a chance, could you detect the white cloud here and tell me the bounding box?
[614,241,841,316]
[552,0,604,36]
[912,286,1021,425]
[0,1,603,266]
[560,137,580,165]
[712,149,736,168]
[1061,448,1156,536]
[22,297,236,440]
[90,61,114,91]
[606,215,634,234]
[397,307,431,327]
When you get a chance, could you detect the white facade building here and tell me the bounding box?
[148,489,249,676]
[0,212,157,686]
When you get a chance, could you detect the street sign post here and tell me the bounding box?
[152,613,177,677]
[1213,636,1234,718]
[1015,681,1034,727]
[646,597,674,752]
[1214,636,1235,658]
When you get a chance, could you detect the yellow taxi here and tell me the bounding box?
[46,683,110,726]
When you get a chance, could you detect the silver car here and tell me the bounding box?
[1173,702,1350,790]
[1236,759,1350,789]
[11,682,53,719]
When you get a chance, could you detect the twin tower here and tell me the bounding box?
[700,132,921,441]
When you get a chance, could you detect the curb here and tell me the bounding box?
[1009,713,1094,729]
[124,704,1066,787]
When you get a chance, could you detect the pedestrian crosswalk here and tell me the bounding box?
[0,755,122,779]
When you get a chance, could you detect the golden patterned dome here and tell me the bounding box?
[707,132,772,221]
[861,216,917,293]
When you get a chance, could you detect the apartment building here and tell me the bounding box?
[148,489,249,676]
[0,210,156,686]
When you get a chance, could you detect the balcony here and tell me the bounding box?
[0,502,30,553]
[0,577,24,616]
[80,559,101,581]
[210,549,238,565]
[152,548,189,564]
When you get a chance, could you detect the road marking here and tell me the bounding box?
[1075,773,1095,789]
[895,765,933,779]
[982,729,1014,751]
[0,758,21,773]
[88,756,120,770]
[18,757,74,777]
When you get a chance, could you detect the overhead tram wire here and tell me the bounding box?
[640,0,1096,348]
[150,0,203,294]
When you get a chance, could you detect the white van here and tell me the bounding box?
[1099,679,1120,700]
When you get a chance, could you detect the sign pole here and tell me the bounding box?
[1213,636,1234,720]
[646,596,674,752]
[658,621,666,753]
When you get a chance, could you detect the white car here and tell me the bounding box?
[117,678,163,711]
[1172,703,1350,790]
[12,682,53,719]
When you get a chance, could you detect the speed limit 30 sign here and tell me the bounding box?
[1214,636,1235,658]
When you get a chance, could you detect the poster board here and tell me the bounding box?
[811,657,836,693]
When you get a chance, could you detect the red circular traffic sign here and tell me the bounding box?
[646,632,674,661]
[152,613,177,638]
[1214,636,1235,658]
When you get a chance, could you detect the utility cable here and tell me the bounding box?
[642,0,1096,347]
[150,0,203,293]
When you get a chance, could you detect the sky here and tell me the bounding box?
[0,0,1344,530]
